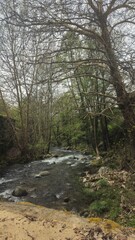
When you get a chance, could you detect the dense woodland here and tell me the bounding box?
[0,0,135,166]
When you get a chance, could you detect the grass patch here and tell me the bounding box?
[89,200,111,214]
[125,216,135,227]
[83,184,121,221]
[97,179,109,187]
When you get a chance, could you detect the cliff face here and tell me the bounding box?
[0,202,135,240]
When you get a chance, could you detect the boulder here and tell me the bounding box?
[45,153,52,158]
[79,157,87,161]
[64,197,70,203]
[35,174,41,178]
[52,154,59,158]
[80,210,89,218]
[12,186,28,197]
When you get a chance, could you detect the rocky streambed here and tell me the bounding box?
[1,149,135,226]
[0,149,93,214]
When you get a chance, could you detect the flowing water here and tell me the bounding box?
[0,149,92,213]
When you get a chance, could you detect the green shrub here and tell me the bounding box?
[83,183,121,220]
[128,219,135,227]
[83,188,97,203]
[97,179,109,187]
[108,206,121,220]
[89,200,111,214]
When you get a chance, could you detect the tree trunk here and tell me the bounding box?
[100,115,110,151]
[98,14,135,158]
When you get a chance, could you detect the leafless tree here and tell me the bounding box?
[1,0,135,160]
[0,0,55,156]
[19,0,135,157]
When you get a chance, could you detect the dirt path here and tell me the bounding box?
[0,202,135,240]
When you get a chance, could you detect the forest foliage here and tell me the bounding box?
[0,0,134,164]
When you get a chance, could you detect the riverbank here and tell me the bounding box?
[80,157,135,227]
[1,148,135,228]
[0,201,135,240]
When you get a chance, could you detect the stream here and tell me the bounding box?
[0,149,92,214]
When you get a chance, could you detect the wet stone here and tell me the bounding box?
[35,171,50,178]
[80,210,89,218]
[64,197,70,203]
[12,186,28,197]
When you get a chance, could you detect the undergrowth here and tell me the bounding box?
[83,184,121,221]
